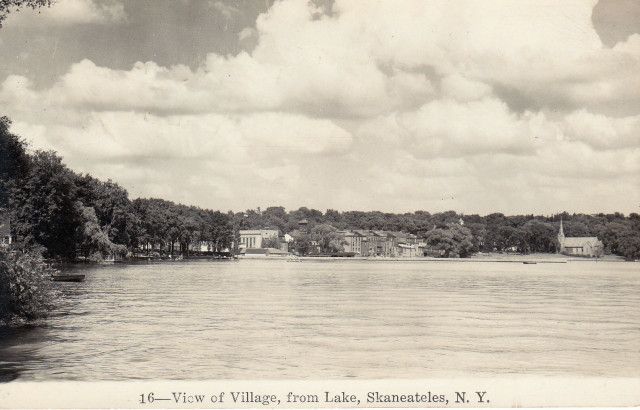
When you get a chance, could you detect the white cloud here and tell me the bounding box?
[1,0,639,213]
[389,98,548,158]
[562,110,640,150]
[440,74,492,102]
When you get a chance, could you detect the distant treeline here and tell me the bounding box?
[1,116,233,261]
[2,115,640,261]
[232,207,640,260]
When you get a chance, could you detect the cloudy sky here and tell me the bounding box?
[0,0,639,215]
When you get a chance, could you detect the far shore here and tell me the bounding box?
[51,252,631,268]
[240,252,630,263]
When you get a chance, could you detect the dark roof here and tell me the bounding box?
[563,237,602,247]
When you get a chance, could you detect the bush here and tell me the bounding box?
[0,248,56,326]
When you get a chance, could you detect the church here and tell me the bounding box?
[558,219,604,257]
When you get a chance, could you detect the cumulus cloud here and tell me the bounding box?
[561,110,640,150]
[1,0,639,213]
[10,0,637,118]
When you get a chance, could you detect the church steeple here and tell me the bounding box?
[557,217,566,254]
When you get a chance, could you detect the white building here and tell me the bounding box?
[558,219,604,257]
[238,229,279,249]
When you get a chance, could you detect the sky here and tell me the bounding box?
[0,0,639,215]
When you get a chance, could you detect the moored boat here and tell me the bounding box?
[52,273,86,282]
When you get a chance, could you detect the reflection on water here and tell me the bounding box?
[1,260,639,380]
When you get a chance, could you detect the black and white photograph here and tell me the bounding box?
[0,0,639,408]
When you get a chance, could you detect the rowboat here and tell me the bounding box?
[52,273,86,282]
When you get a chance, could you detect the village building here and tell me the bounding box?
[336,229,424,258]
[238,229,279,250]
[339,230,365,254]
[392,232,421,257]
[397,243,420,257]
[558,219,604,257]
[371,231,393,256]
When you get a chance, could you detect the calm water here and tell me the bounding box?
[0,259,639,381]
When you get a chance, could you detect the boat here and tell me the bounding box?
[522,261,537,265]
[52,273,86,282]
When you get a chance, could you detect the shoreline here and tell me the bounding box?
[55,252,631,267]
[240,252,629,263]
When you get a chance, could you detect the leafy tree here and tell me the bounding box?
[261,236,280,249]
[310,223,344,254]
[74,174,136,247]
[0,247,56,326]
[76,204,126,261]
[289,229,313,255]
[522,220,557,253]
[424,224,474,258]
[262,206,288,232]
[464,222,486,252]
[597,222,629,254]
[564,221,591,237]
[617,229,640,260]
[497,226,530,253]
[10,151,83,259]
[0,117,30,209]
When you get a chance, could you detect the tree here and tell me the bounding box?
[464,222,486,252]
[497,226,530,253]
[10,151,83,259]
[522,220,557,253]
[76,204,126,261]
[424,224,474,258]
[262,206,288,232]
[597,222,629,255]
[289,229,313,255]
[617,229,640,260]
[0,116,30,209]
[310,223,344,254]
[0,247,56,326]
[74,174,136,247]
[261,236,280,249]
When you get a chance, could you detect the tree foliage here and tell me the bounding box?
[424,224,474,258]
[1,117,233,260]
[261,236,280,249]
[0,117,30,209]
[0,247,56,326]
[310,223,344,254]
[10,151,82,259]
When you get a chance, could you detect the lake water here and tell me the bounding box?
[0,259,639,381]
